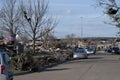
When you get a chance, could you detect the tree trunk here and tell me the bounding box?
[33,34,36,54]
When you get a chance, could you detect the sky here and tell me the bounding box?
[48,0,118,38]
[0,0,118,38]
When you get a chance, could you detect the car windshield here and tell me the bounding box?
[75,48,85,53]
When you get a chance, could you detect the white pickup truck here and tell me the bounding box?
[0,74,6,80]
[0,52,13,80]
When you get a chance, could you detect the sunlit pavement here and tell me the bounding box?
[14,51,120,80]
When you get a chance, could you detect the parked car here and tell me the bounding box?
[73,48,88,59]
[0,74,6,80]
[0,52,13,80]
[112,46,120,54]
[85,46,96,55]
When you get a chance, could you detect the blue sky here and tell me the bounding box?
[48,0,118,38]
[0,0,118,38]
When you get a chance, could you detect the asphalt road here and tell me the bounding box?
[14,51,120,80]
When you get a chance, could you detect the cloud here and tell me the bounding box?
[62,9,72,15]
[66,9,72,14]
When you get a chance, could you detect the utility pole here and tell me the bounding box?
[80,17,83,43]
[79,17,83,47]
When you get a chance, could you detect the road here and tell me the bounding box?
[14,51,120,80]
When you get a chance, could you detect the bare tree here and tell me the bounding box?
[0,0,22,36]
[97,0,120,28]
[42,31,57,48]
[20,0,57,54]
[65,33,76,46]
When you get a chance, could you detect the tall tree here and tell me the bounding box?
[20,0,57,54]
[0,0,22,36]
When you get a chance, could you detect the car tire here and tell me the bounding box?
[10,78,13,80]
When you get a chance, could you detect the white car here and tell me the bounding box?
[73,48,88,59]
[0,52,13,80]
[85,46,96,55]
[85,48,94,55]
